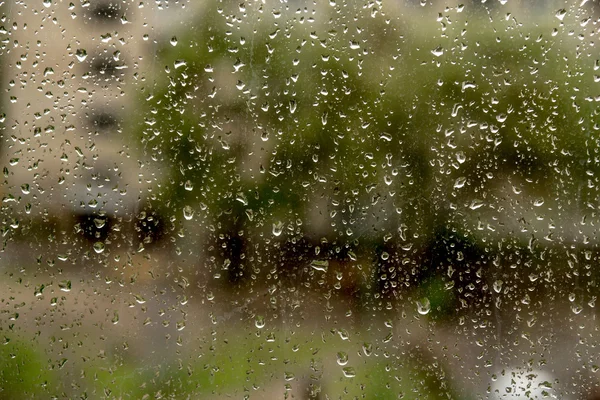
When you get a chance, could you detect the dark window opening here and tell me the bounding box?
[89,54,127,79]
[135,210,167,248]
[89,111,119,132]
[75,213,112,241]
[89,1,123,23]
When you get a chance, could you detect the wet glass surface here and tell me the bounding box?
[0,1,599,399]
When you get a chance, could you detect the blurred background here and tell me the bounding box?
[0,0,600,398]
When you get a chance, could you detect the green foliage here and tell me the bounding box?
[0,338,58,399]
[137,6,598,247]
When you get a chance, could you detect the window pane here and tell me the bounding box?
[1,0,599,399]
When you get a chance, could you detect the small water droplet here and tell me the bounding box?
[34,284,45,297]
[431,46,444,57]
[493,280,503,293]
[454,177,466,189]
[336,352,349,366]
[233,58,245,72]
[284,371,295,381]
[362,342,372,356]
[416,298,431,315]
[59,280,71,292]
[469,199,484,210]
[380,132,392,142]
[75,49,87,62]
[134,294,146,304]
[555,8,567,21]
[170,36,178,46]
[93,242,105,254]
[236,192,248,206]
[272,221,284,236]
[462,81,477,91]
[338,329,350,341]
[342,367,356,378]
[183,205,195,220]
[310,259,329,272]
[255,315,265,329]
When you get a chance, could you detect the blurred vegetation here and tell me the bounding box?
[132,2,600,310]
[0,329,460,399]
[0,338,57,399]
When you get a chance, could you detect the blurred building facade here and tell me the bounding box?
[0,0,199,233]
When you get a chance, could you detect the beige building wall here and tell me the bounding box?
[1,0,200,220]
